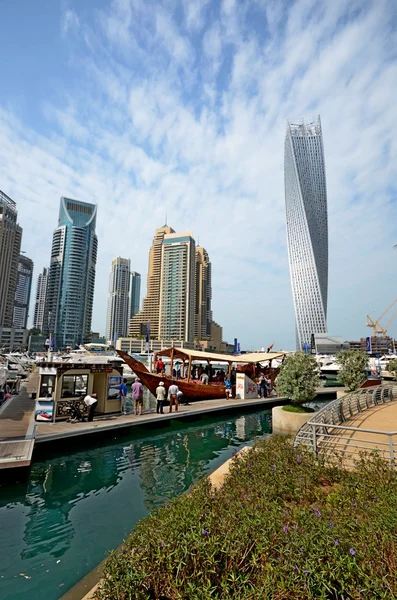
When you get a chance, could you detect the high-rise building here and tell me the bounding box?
[194,246,212,340]
[13,255,34,329]
[130,271,141,318]
[45,197,98,350]
[159,232,196,342]
[33,267,49,331]
[0,190,23,328]
[129,225,175,338]
[106,257,131,343]
[284,116,328,350]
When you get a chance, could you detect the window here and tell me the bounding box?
[61,374,88,398]
[39,375,56,399]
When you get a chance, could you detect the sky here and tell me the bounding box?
[0,0,396,350]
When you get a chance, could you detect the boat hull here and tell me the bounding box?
[116,350,226,401]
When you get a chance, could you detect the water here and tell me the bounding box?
[0,407,272,600]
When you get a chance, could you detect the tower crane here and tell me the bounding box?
[366,244,397,337]
[366,297,397,337]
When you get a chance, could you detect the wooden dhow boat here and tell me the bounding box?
[116,347,286,402]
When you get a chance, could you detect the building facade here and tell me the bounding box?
[106,257,131,343]
[130,271,141,318]
[159,232,196,342]
[195,246,212,340]
[33,267,49,331]
[45,197,98,350]
[285,116,328,350]
[13,255,34,329]
[129,225,175,338]
[0,190,22,328]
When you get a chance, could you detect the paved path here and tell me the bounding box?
[0,388,36,469]
[319,401,397,465]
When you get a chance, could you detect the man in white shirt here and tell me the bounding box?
[83,392,98,422]
[156,381,166,414]
[168,383,179,413]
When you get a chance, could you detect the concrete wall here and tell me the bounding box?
[272,405,316,436]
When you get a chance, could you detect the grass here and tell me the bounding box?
[282,404,316,413]
[95,436,397,600]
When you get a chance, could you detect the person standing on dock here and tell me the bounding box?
[156,381,166,414]
[168,383,179,413]
[120,378,128,415]
[132,378,144,416]
[83,393,98,422]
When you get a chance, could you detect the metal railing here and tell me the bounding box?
[294,383,397,468]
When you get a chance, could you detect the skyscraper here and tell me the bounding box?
[284,116,328,350]
[45,197,98,349]
[13,255,34,329]
[159,232,196,342]
[195,246,212,340]
[130,271,141,318]
[0,190,22,328]
[129,225,175,338]
[106,257,131,343]
[33,267,49,331]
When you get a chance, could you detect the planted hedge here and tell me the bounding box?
[96,437,397,599]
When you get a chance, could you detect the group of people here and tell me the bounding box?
[155,381,185,414]
[120,377,145,416]
[256,374,273,398]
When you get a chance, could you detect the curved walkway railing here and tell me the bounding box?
[294,383,397,467]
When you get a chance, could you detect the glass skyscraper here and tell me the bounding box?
[159,232,196,342]
[106,257,131,343]
[13,255,34,329]
[284,116,328,350]
[0,190,22,328]
[130,271,141,319]
[45,198,98,350]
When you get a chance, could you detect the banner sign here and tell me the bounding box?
[366,337,372,353]
[35,400,54,422]
[235,373,257,399]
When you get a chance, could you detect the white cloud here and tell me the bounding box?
[61,7,80,37]
[1,0,396,348]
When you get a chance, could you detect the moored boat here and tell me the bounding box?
[116,350,226,401]
[116,347,286,402]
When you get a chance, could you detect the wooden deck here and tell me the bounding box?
[36,396,286,444]
[0,388,36,469]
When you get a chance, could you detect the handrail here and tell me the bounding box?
[294,382,397,467]
[306,422,397,435]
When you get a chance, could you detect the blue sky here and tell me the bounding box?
[1,0,397,349]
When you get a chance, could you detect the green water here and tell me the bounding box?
[0,408,272,600]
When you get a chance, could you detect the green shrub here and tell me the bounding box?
[336,350,368,391]
[387,358,397,380]
[96,437,397,600]
[282,404,315,413]
[277,352,320,406]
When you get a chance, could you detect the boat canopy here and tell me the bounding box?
[154,347,286,364]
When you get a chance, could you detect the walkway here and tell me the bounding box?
[320,401,397,465]
[0,388,36,469]
[36,395,285,444]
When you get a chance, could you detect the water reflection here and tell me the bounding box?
[0,408,271,600]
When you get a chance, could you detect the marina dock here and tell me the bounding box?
[0,388,36,469]
[0,386,342,469]
[35,395,286,444]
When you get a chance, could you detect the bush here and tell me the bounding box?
[387,358,397,380]
[336,350,368,391]
[282,404,315,413]
[276,352,320,407]
[96,437,397,600]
